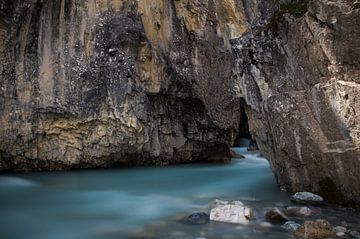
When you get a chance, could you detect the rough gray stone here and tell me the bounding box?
[291,192,324,205]
[286,206,313,217]
[282,221,301,231]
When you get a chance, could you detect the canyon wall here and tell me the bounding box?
[0,0,257,170]
[0,0,360,204]
[233,0,360,204]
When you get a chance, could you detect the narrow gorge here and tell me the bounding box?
[1,0,360,207]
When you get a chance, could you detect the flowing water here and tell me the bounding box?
[0,148,359,239]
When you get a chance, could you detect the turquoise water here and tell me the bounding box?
[0,148,358,239]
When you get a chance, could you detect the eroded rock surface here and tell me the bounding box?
[0,0,259,170]
[232,0,360,205]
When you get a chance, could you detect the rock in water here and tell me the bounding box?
[282,221,301,232]
[286,206,313,217]
[294,219,335,239]
[186,212,209,225]
[291,192,324,205]
[210,201,252,224]
[265,208,289,223]
[333,226,347,234]
[349,230,360,239]
[229,150,245,159]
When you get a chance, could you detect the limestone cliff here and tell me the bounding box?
[1,0,360,204]
[0,0,255,170]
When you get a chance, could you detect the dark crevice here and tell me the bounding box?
[233,99,252,147]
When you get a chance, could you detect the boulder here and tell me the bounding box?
[291,192,324,205]
[265,208,289,223]
[286,206,313,217]
[282,221,301,231]
[210,200,252,224]
[294,219,335,239]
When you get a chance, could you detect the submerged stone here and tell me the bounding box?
[286,206,313,217]
[265,208,289,223]
[186,212,209,225]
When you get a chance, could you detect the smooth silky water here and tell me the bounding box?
[0,148,359,239]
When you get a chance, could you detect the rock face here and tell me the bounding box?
[0,0,258,170]
[232,0,360,205]
[1,0,360,205]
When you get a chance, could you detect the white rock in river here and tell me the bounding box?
[291,192,324,205]
[210,200,252,224]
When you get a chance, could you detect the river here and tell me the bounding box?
[0,147,359,239]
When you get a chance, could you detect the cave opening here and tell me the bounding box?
[233,99,258,150]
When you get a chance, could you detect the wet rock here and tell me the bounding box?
[349,230,360,238]
[282,221,301,232]
[334,226,347,233]
[265,208,289,223]
[210,200,252,224]
[185,212,209,225]
[291,192,324,205]
[294,219,336,239]
[213,199,229,207]
[286,206,313,217]
[230,150,245,159]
